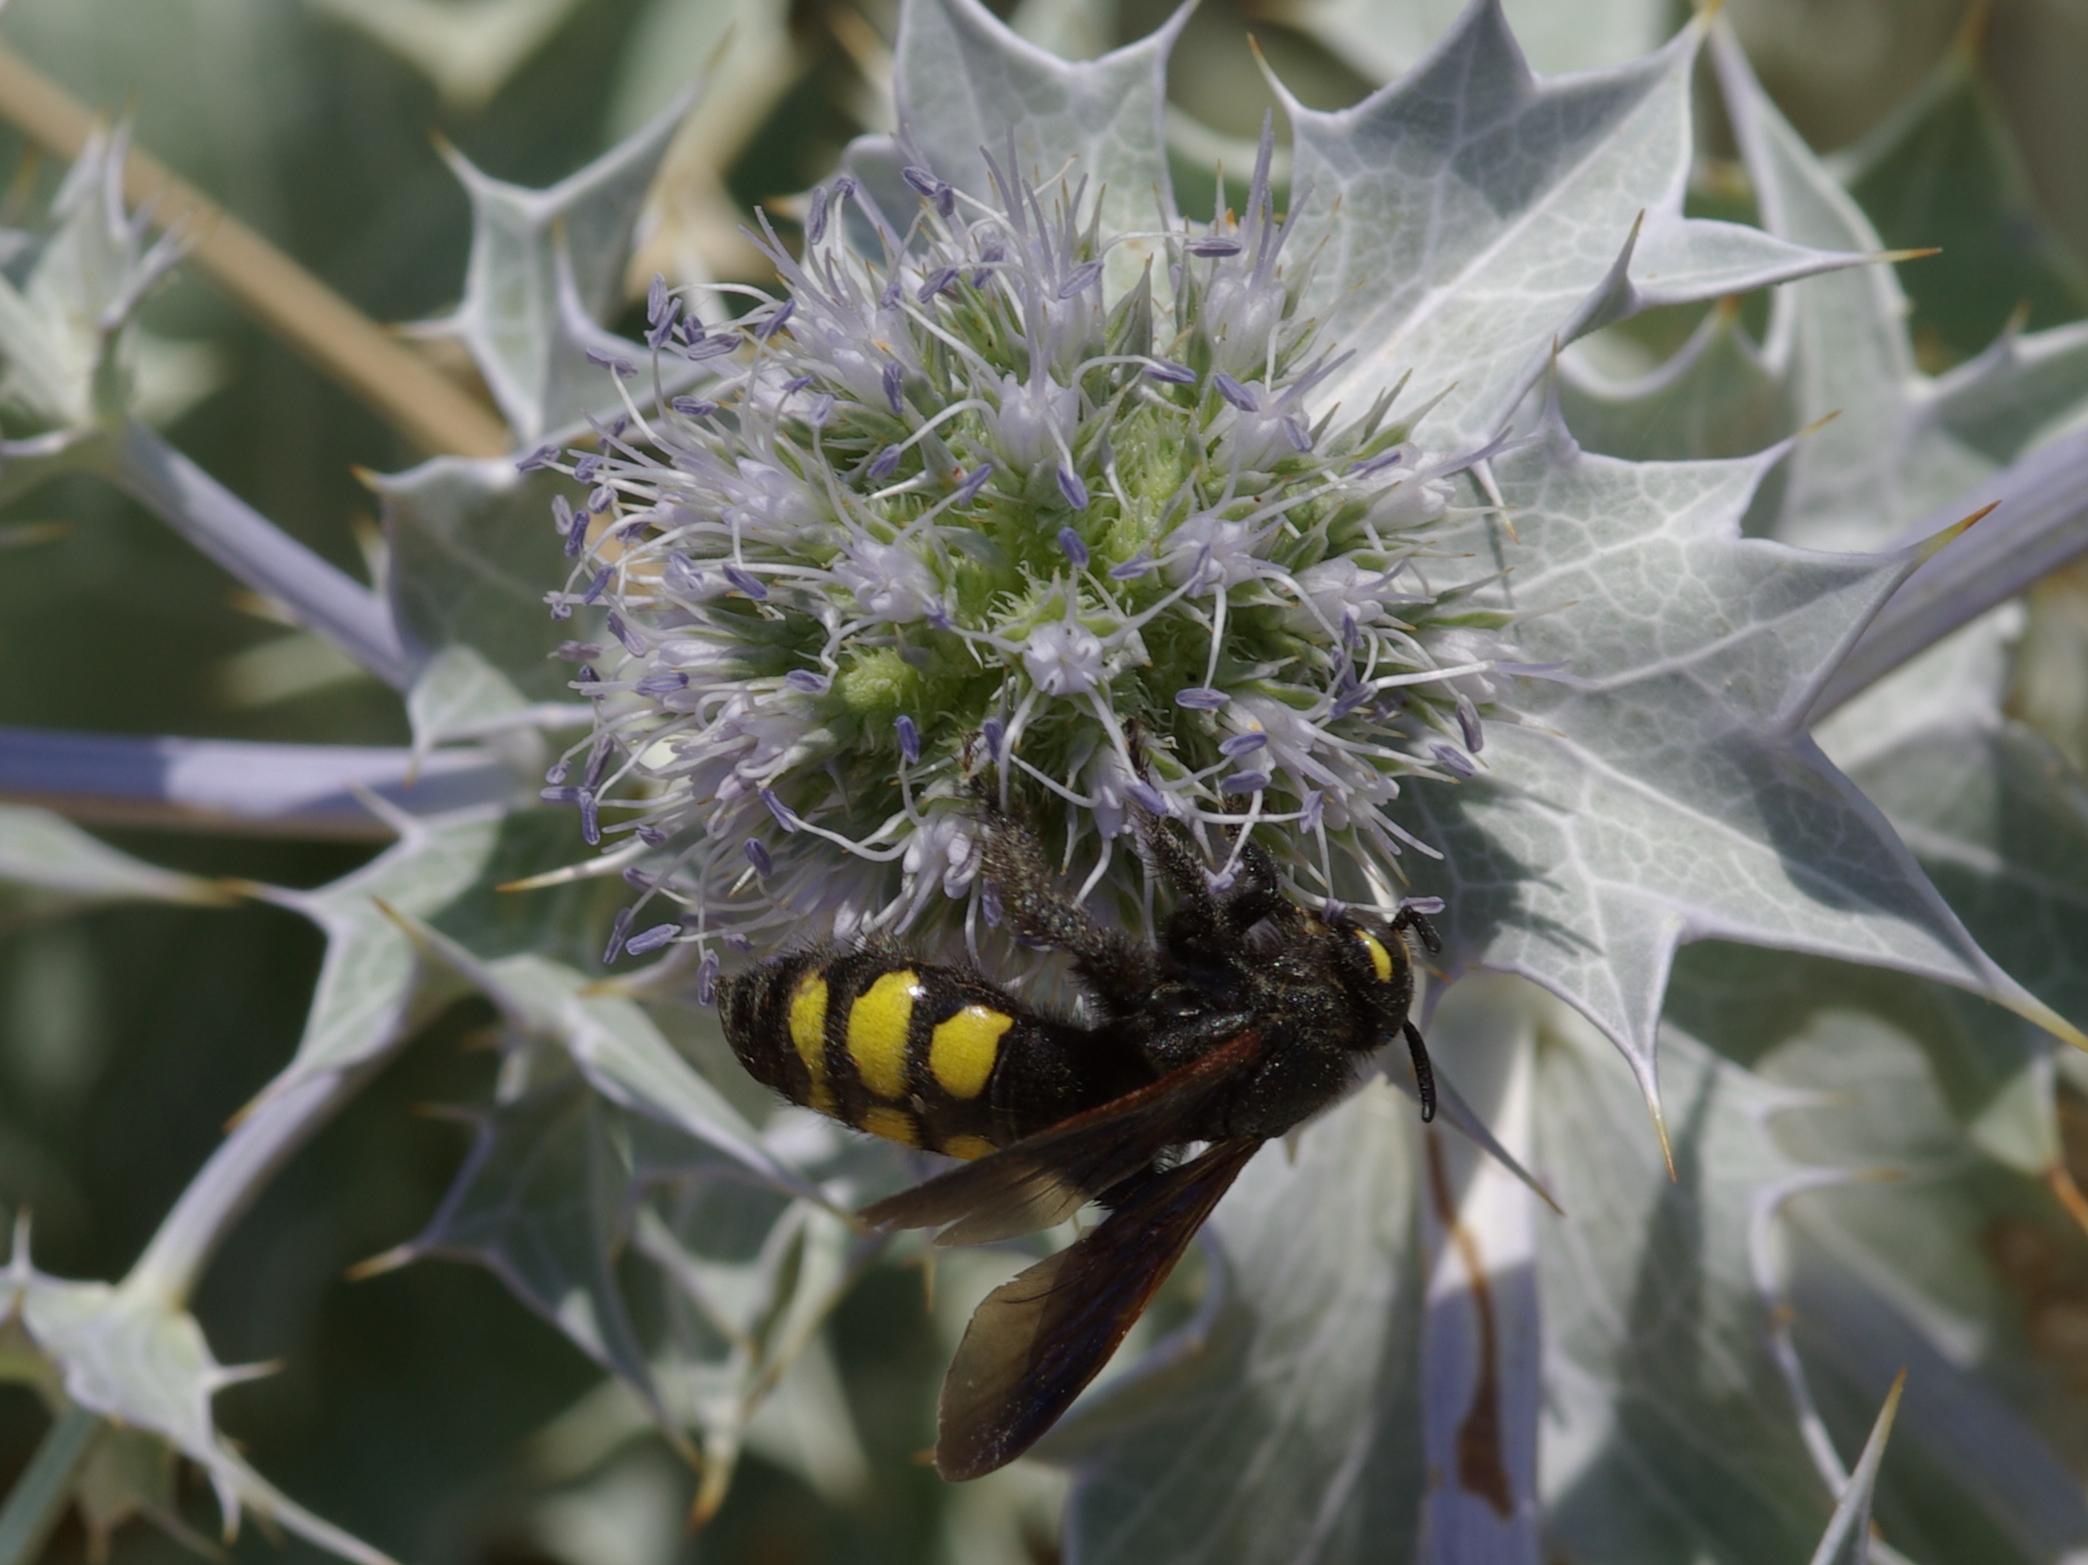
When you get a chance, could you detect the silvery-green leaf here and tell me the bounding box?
[380,456,577,750]
[423,98,687,444]
[1808,1376,1904,1565]
[0,127,178,435]
[1555,298,1793,463]
[1812,613,2088,1055]
[0,1226,394,1564]
[1277,0,1678,80]
[305,0,586,111]
[374,896,805,1195]
[1010,0,1118,59]
[401,1081,696,1436]
[1707,30,2088,553]
[264,809,622,1091]
[1054,1082,1425,1563]
[1663,945,2088,1562]
[0,806,237,921]
[1838,32,2088,359]
[1405,407,2061,1123]
[1532,1002,1838,1562]
[1277,6,1865,449]
[403,1075,877,1522]
[403,644,534,755]
[1812,615,2085,1169]
[886,0,1185,254]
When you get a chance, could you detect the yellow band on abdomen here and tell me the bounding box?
[929,1005,1013,1100]
[847,968,920,1099]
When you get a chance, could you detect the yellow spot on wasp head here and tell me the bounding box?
[1355,927,1395,983]
[859,1105,918,1146]
[940,1133,996,1162]
[929,1005,1013,1100]
[847,969,921,1099]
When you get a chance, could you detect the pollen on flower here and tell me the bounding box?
[539,118,1527,985]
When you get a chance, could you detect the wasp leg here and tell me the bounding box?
[976,810,1152,1009]
[1392,905,1443,956]
[1215,837,1300,935]
[1139,815,1238,958]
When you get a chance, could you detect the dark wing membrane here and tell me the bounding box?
[857,1028,1265,1246]
[935,1136,1262,1481]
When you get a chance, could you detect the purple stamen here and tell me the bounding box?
[636,824,667,847]
[956,463,994,503]
[626,922,679,956]
[1128,780,1167,814]
[806,184,831,244]
[744,839,774,876]
[1457,695,1484,754]
[1430,743,1477,779]
[516,444,558,472]
[636,671,689,698]
[723,565,768,600]
[646,274,668,324]
[573,455,601,484]
[1213,372,1258,412]
[868,445,903,481]
[669,396,717,418]
[552,640,602,663]
[606,613,644,654]
[882,360,905,414]
[896,714,921,765]
[1351,449,1404,477]
[981,717,1005,759]
[1109,553,1153,581]
[1227,771,1271,794]
[917,266,958,302]
[1186,236,1243,258]
[602,906,634,965]
[580,566,614,604]
[756,299,796,341]
[1175,686,1229,711]
[579,791,601,846]
[587,484,615,514]
[1220,732,1268,757]
[585,349,637,379]
[697,950,721,1006]
[539,785,581,805]
[1144,359,1196,385]
[761,789,798,829]
[1283,415,1313,452]
[1057,527,1089,568]
[808,392,836,426]
[1056,464,1088,510]
[1058,260,1103,298]
[784,669,828,694]
[685,335,741,361]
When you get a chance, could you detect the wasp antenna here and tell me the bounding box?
[1403,1019,1437,1124]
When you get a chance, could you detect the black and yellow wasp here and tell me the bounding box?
[718,807,1440,1480]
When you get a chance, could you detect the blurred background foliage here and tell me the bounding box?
[1,0,2084,1559]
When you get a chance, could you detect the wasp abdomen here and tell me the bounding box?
[719,948,1130,1160]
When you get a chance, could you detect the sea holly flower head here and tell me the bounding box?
[530,0,2072,1142]
[543,122,1527,974]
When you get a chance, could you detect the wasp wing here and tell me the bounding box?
[934,1135,1261,1480]
[857,1027,1265,1246]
